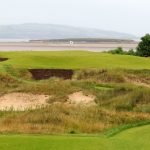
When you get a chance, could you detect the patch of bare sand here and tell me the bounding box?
[132,82,150,88]
[68,91,96,106]
[0,93,49,111]
[125,77,150,88]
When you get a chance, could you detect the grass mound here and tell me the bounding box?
[0,51,149,135]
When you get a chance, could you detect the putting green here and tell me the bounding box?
[0,51,150,70]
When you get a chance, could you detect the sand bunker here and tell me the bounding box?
[0,58,8,62]
[0,93,49,111]
[68,91,96,106]
[29,69,74,80]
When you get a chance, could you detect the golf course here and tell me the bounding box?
[0,51,150,150]
[0,0,150,149]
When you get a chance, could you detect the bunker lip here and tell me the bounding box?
[0,58,8,62]
[29,69,74,80]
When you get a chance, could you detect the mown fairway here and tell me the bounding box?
[0,125,149,150]
[0,51,150,70]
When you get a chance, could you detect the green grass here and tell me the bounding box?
[0,51,150,149]
[0,51,150,70]
[95,84,114,91]
[0,125,149,150]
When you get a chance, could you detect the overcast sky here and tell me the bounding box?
[0,0,150,36]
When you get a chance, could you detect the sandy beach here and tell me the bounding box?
[0,42,138,52]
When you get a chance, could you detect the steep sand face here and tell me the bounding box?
[0,93,49,111]
[68,91,96,106]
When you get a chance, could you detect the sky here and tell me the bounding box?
[0,0,150,36]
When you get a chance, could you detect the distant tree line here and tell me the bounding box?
[108,34,150,57]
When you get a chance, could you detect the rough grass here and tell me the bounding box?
[0,67,150,134]
[0,105,149,134]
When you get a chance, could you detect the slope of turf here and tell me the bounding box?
[0,51,150,70]
[0,125,149,150]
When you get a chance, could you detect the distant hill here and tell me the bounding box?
[0,23,137,40]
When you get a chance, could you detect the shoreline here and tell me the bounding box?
[0,42,138,52]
